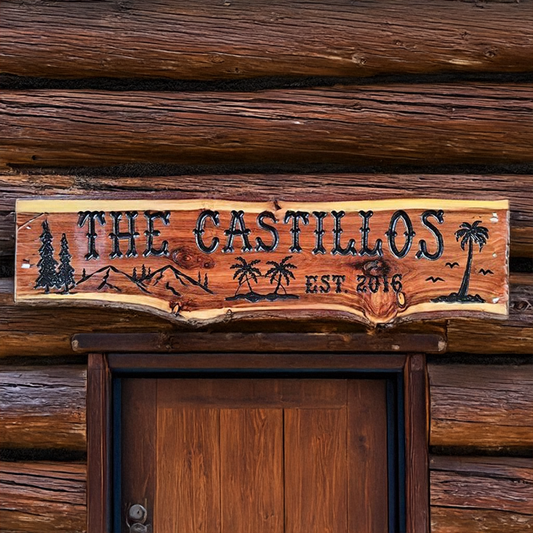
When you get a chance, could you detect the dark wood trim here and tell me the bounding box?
[87,353,112,533]
[404,354,430,533]
[108,353,407,371]
[74,332,446,354]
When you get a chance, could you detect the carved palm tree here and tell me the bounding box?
[230,257,262,296]
[455,221,489,299]
[265,256,297,295]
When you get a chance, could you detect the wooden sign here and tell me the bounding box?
[15,199,509,326]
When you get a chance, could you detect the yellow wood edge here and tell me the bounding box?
[16,198,510,214]
[16,291,508,324]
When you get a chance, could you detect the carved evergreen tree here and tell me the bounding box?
[35,220,59,293]
[58,233,76,293]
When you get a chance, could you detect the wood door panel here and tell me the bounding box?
[122,377,391,532]
[284,408,348,533]
[157,378,347,408]
[348,380,389,533]
[155,407,221,533]
[220,409,284,533]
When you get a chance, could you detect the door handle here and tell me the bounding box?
[127,503,150,533]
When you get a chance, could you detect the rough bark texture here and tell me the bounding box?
[1,0,532,80]
[430,456,533,532]
[0,366,86,450]
[429,364,533,450]
[1,86,532,169]
[0,461,86,533]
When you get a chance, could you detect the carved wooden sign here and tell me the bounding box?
[15,199,509,326]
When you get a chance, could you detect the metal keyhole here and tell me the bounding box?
[127,503,149,533]
[128,504,147,523]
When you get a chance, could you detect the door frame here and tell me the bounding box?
[87,351,429,533]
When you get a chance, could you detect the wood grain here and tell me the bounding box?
[87,353,111,533]
[1,85,532,169]
[347,380,389,533]
[0,269,530,353]
[220,409,283,533]
[155,406,221,533]
[1,173,531,259]
[14,198,510,326]
[1,0,532,80]
[429,364,533,450]
[284,407,348,533]
[404,354,430,533]
[121,378,156,533]
[430,456,533,532]
[448,321,533,354]
[0,365,86,450]
[0,461,86,533]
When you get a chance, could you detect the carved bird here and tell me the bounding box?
[479,268,494,275]
[445,262,459,269]
[426,276,445,283]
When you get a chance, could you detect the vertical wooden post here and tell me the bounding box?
[87,353,111,533]
[404,354,430,533]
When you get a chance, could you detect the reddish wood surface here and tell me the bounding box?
[122,377,391,532]
[347,380,389,533]
[1,0,532,80]
[1,86,532,169]
[430,456,533,532]
[0,461,86,533]
[156,406,221,533]
[15,198,509,326]
[220,409,283,533]
[0,365,86,450]
[429,364,533,450]
[285,407,348,533]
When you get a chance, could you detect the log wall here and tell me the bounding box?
[0,0,531,531]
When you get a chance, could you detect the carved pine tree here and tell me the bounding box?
[58,233,76,293]
[35,220,59,293]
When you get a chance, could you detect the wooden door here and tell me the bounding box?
[119,376,392,533]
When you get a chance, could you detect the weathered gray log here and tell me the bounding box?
[429,364,533,450]
[1,85,532,169]
[0,461,86,533]
[430,456,533,532]
[1,173,532,259]
[0,366,86,450]
[1,0,532,80]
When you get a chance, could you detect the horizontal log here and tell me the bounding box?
[1,85,532,169]
[429,364,533,450]
[0,366,86,450]
[0,461,86,533]
[71,332,446,354]
[430,456,533,532]
[1,0,532,80]
[1,173,532,259]
[0,272,531,355]
[448,321,533,354]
